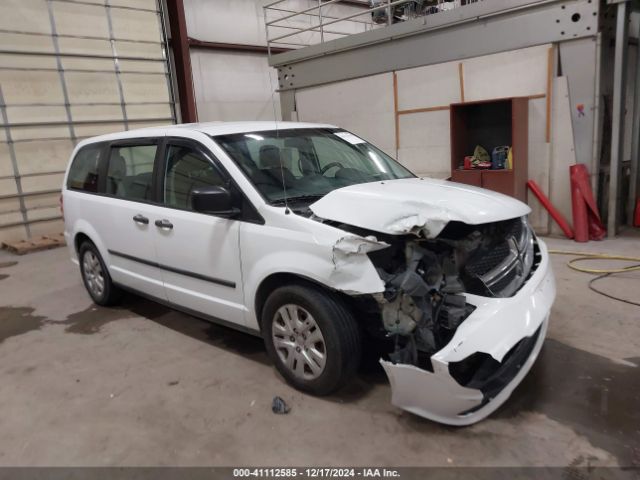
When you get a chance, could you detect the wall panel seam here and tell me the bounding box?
[46,0,77,144]
[0,50,165,61]
[0,29,162,45]
[0,117,173,128]
[50,0,159,14]
[105,0,129,130]
[0,67,168,76]
[0,86,30,237]
[0,216,62,230]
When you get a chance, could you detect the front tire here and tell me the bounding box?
[79,241,122,306]
[262,284,361,395]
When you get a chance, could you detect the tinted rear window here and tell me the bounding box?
[67,144,102,192]
[106,144,157,202]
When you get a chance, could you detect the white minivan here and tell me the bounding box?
[62,122,556,425]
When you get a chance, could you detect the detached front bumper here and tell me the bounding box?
[380,239,556,426]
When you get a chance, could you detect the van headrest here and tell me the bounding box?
[110,154,127,178]
[259,145,281,169]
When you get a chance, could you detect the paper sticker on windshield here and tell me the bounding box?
[335,131,365,145]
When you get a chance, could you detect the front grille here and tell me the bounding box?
[489,267,518,294]
[464,217,536,298]
[465,242,510,276]
[508,216,523,239]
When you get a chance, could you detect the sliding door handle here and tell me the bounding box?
[155,219,173,230]
[132,214,149,225]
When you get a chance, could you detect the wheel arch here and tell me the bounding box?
[74,231,94,253]
[69,219,109,262]
[254,272,355,332]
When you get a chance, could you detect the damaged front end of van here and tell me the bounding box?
[310,179,556,425]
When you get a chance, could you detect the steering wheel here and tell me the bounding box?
[320,162,343,175]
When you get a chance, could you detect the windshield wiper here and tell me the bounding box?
[271,194,326,205]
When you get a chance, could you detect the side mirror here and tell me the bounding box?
[191,186,240,218]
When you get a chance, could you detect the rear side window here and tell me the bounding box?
[106,144,157,202]
[66,145,102,192]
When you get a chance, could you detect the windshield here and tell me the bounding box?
[213,128,415,204]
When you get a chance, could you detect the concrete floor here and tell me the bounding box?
[0,236,638,467]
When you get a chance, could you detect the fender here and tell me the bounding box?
[240,222,387,330]
[69,219,111,266]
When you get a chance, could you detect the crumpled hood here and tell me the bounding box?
[309,177,531,238]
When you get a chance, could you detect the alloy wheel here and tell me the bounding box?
[271,304,327,380]
[82,250,105,298]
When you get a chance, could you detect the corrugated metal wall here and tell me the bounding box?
[0,0,176,243]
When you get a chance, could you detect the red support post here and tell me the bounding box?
[165,0,198,123]
[569,164,606,242]
[570,174,589,242]
[526,180,574,239]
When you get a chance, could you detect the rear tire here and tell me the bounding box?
[262,284,361,395]
[79,241,122,306]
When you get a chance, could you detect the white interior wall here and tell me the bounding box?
[397,111,451,179]
[295,73,396,156]
[184,0,368,122]
[191,49,281,122]
[185,0,268,47]
[549,77,576,236]
[528,97,552,233]
[395,60,460,178]
[184,0,368,48]
[463,47,549,101]
[295,45,559,234]
[396,61,460,109]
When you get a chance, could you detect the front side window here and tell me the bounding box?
[67,144,102,192]
[163,144,226,211]
[106,144,157,201]
[214,128,414,204]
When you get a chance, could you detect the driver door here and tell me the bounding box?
[153,138,246,326]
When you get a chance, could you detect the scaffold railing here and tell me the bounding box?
[263,0,473,55]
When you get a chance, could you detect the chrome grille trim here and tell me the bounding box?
[479,217,535,298]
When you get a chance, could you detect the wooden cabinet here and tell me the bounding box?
[450,97,528,202]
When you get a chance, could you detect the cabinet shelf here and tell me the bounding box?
[449,97,528,201]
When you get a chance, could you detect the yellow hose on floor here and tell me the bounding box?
[548,250,640,306]
[548,250,640,274]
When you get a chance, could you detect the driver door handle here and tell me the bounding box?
[132,214,149,225]
[155,219,174,230]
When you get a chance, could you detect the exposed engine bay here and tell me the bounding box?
[305,176,553,425]
[319,215,537,372]
[372,216,536,370]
